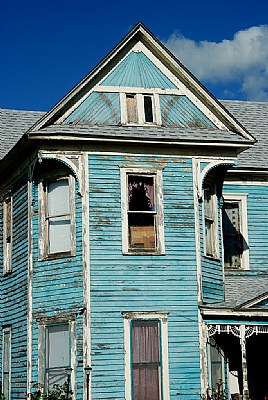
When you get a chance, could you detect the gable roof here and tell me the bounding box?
[26,22,254,142]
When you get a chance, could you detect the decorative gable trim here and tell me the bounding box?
[27,23,255,144]
[234,291,268,310]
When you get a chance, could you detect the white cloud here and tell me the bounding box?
[163,26,268,101]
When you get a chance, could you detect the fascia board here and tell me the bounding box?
[27,23,255,143]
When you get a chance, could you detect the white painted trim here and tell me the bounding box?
[192,158,202,302]
[222,193,249,270]
[200,308,268,317]
[30,135,253,149]
[2,327,11,400]
[3,195,12,274]
[120,167,165,255]
[123,312,170,400]
[199,312,209,394]
[224,180,268,186]
[96,86,181,95]
[27,175,33,395]
[81,153,92,400]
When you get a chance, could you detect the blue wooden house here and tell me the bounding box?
[0,22,268,400]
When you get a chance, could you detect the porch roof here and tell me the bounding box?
[202,273,268,310]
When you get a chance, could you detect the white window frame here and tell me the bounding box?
[39,175,76,259]
[120,92,161,126]
[2,327,11,400]
[203,182,219,259]
[3,196,13,274]
[207,337,226,393]
[123,311,170,400]
[121,168,165,255]
[222,193,249,270]
[38,317,76,395]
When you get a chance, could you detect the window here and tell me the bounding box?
[3,196,12,274]
[204,183,218,258]
[45,324,71,389]
[39,176,75,258]
[2,328,11,400]
[121,169,164,254]
[123,312,169,400]
[208,337,225,392]
[222,194,249,270]
[123,93,159,125]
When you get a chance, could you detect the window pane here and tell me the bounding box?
[132,320,160,400]
[47,180,70,217]
[129,214,156,249]
[48,219,71,254]
[5,199,12,241]
[223,202,242,269]
[128,176,155,211]
[3,330,11,400]
[126,95,138,123]
[144,96,154,123]
[204,187,213,219]
[47,325,70,368]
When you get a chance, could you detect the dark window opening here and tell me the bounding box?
[144,96,154,123]
[222,201,243,269]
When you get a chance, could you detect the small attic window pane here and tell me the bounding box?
[144,96,154,123]
[126,94,138,123]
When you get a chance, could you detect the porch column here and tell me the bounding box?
[240,325,249,400]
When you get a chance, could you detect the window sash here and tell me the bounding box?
[131,320,161,400]
[3,197,12,274]
[45,324,70,389]
[2,328,11,400]
[127,174,157,251]
[45,178,72,255]
[203,184,218,257]
[222,201,242,269]
[126,94,138,124]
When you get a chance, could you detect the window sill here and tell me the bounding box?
[41,251,76,261]
[204,255,220,262]
[123,250,165,256]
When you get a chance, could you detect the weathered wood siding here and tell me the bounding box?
[31,178,84,397]
[223,182,268,272]
[0,178,29,399]
[88,154,201,399]
[200,195,224,303]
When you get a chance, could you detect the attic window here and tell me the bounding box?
[144,96,154,122]
[126,94,138,123]
[124,94,158,125]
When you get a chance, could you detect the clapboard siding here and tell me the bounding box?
[223,182,268,272]
[88,154,201,399]
[1,181,29,399]
[31,178,84,392]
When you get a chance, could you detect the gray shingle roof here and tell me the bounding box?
[0,109,44,159]
[33,123,251,144]
[0,100,268,165]
[222,100,268,169]
[202,273,268,309]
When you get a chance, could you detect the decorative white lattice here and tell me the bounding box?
[207,324,268,338]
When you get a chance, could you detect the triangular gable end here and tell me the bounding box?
[28,22,255,142]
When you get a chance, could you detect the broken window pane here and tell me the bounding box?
[128,175,156,250]
[144,96,154,123]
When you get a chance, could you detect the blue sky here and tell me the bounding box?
[1,0,268,111]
